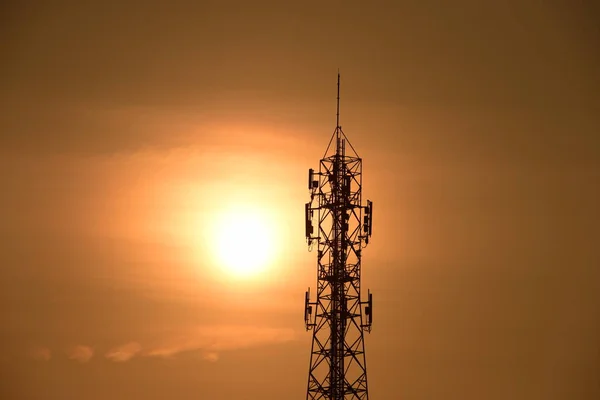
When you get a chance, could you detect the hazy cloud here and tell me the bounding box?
[105,342,142,362]
[144,325,297,360]
[0,102,200,156]
[28,346,51,361]
[202,352,219,362]
[67,345,94,363]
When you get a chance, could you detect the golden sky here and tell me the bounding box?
[1,1,599,399]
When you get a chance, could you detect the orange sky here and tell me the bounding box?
[1,1,599,399]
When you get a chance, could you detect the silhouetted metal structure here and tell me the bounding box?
[304,74,374,399]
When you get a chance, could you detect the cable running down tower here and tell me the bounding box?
[304,74,374,399]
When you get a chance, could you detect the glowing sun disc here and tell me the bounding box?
[213,208,274,277]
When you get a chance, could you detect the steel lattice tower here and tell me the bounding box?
[304,73,374,399]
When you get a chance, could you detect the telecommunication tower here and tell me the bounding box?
[304,73,374,399]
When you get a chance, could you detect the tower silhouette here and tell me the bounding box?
[304,73,374,399]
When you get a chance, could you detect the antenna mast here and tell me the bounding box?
[304,74,375,399]
[336,70,340,129]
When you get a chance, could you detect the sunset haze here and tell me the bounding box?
[1,1,599,399]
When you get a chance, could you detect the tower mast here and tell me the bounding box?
[304,74,374,399]
[336,70,341,130]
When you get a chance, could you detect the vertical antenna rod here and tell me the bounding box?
[304,75,375,399]
[336,70,341,129]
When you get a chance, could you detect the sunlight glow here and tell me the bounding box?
[212,205,276,278]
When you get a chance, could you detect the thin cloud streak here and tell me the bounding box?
[67,345,94,363]
[105,342,142,362]
[203,352,219,362]
[144,325,298,360]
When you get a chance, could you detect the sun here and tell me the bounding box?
[212,206,276,278]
